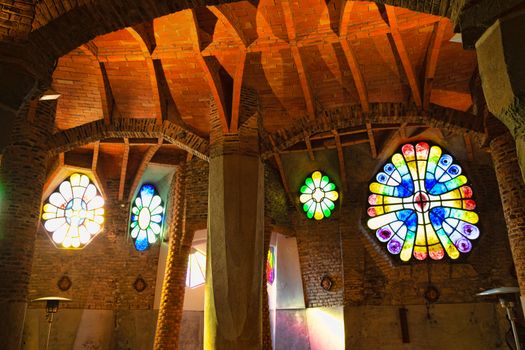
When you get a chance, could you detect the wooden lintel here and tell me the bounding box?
[423,19,448,110]
[91,141,100,171]
[229,50,247,133]
[366,122,378,158]
[385,5,422,108]
[332,129,348,191]
[118,138,130,201]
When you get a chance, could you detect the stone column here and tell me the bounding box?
[204,94,264,349]
[154,159,209,349]
[476,10,525,181]
[0,96,56,349]
[490,132,525,312]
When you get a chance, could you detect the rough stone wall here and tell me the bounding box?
[292,139,516,308]
[28,178,160,310]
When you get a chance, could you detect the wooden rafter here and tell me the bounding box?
[187,9,230,132]
[229,50,247,133]
[423,19,448,110]
[127,138,162,201]
[269,135,294,204]
[118,138,130,201]
[332,130,348,191]
[385,5,422,108]
[91,141,100,171]
[280,0,316,119]
[366,122,377,158]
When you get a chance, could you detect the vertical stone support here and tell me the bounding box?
[490,132,525,312]
[0,97,56,349]
[476,10,525,181]
[154,159,208,349]
[204,91,264,349]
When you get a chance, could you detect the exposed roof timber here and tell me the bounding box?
[423,19,448,110]
[118,138,129,201]
[332,129,348,191]
[385,5,422,108]
[127,138,162,201]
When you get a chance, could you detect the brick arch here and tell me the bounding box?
[262,103,484,159]
[47,118,210,161]
[25,0,457,67]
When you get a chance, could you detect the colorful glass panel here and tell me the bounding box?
[130,184,165,251]
[41,173,105,249]
[267,246,275,285]
[366,142,480,262]
[299,171,339,220]
[186,248,206,288]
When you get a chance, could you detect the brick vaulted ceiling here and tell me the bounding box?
[48,0,478,191]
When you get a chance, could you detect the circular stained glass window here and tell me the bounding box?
[130,184,165,251]
[42,173,105,249]
[299,171,339,220]
[366,142,480,262]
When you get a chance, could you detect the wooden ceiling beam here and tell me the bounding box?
[332,129,348,191]
[127,138,162,201]
[366,122,377,158]
[423,19,448,110]
[118,138,130,201]
[385,5,422,108]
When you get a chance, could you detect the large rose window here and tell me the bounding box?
[41,173,105,249]
[367,142,480,262]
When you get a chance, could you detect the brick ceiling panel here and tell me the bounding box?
[255,0,288,41]
[345,2,390,38]
[290,0,334,39]
[53,49,104,131]
[400,24,434,79]
[200,10,244,54]
[93,30,144,61]
[352,36,407,103]
[300,44,359,108]
[215,2,258,46]
[153,11,195,52]
[161,57,211,134]
[104,60,158,119]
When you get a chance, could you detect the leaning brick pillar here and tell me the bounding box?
[490,132,525,312]
[0,98,56,349]
[476,10,525,182]
[204,91,264,349]
[154,159,208,349]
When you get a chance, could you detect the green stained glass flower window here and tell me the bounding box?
[41,173,105,249]
[130,184,165,251]
[299,171,339,220]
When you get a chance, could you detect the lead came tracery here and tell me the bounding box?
[366,142,480,262]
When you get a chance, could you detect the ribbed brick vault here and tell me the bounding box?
[31,0,481,197]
